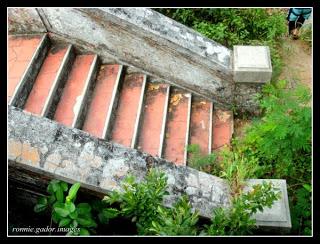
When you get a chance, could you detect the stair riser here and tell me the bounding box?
[131,75,147,149]
[73,55,100,129]
[158,85,171,158]
[10,34,50,108]
[104,66,125,141]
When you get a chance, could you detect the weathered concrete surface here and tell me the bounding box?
[233,46,272,83]
[244,179,291,233]
[234,82,264,116]
[8,8,47,33]
[34,8,234,109]
[8,105,231,219]
[8,8,273,113]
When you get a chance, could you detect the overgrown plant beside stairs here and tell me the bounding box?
[34,169,280,236]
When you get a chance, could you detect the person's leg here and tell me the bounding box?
[296,15,305,29]
[288,9,298,36]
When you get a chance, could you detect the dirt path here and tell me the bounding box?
[279,38,312,90]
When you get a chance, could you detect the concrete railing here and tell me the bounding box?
[8,7,272,114]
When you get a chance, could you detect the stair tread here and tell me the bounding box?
[189,98,212,155]
[8,35,43,103]
[24,45,69,115]
[111,73,144,147]
[54,54,96,127]
[212,109,233,151]
[137,83,168,157]
[163,89,191,166]
[82,64,121,138]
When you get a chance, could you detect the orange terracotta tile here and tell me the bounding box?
[82,65,121,138]
[137,83,168,156]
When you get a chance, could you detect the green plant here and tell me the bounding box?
[204,181,281,235]
[241,80,311,179]
[217,148,260,195]
[103,169,169,235]
[34,180,97,236]
[291,184,312,235]
[149,195,199,236]
[300,24,312,48]
[187,144,217,173]
[235,80,312,234]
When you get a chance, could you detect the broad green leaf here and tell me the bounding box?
[59,218,72,227]
[34,204,47,213]
[70,219,78,228]
[69,210,78,220]
[65,202,76,213]
[56,187,64,203]
[77,217,97,228]
[77,203,91,213]
[60,182,69,192]
[68,183,81,201]
[54,203,70,217]
[79,228,90,236]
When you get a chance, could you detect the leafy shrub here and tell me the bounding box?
[103,169,169,235]
[187,144,216,173]
[204,181,281,235]
[155,8,287,81]
[34,180,97,236]
[291,184,312,235]
[149,196,199,235]
[235,80,312,234]
[241,80,311,179]
[217,148,260,195]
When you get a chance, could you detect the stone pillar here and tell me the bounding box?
[233,45,272,115]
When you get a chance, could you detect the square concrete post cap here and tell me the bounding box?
[233,45,272,83]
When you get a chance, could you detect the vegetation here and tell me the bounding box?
[204,182,280,235]
[34,169,279,236]
[34,180,97,236]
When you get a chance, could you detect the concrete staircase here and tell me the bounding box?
[8,33,233,167]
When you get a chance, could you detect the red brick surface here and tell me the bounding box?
[54,55,95,127]
[24,46,68,115]
[111,73,144,147]
[164,90,189,166]
[137,83,168,156]
[8,35,42,103]
[190,99,211,155]
[212,109,233,150]
[82,65,121,138]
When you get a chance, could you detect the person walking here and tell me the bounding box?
[287,8,312,39]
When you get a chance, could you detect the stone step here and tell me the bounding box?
[8,34,49,107]
[212,109,234,151]
[24,44,71,115]
[163,88,192,166]
[137,83,170,157]
[189,98,213,155]
[8,34,234,168]
[53,54,98,128]
[110,73,146,148]
[82,64,123,139]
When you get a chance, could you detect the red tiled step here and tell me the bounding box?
[111,73,145,147]
[163,89,191,166]
[24,45,69,115]
[137,83,169,157]
[189,99,213,155]
[82,64,122,139]
[54,54,96,127]
[8,35,42,103]
[212,109,234,151]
